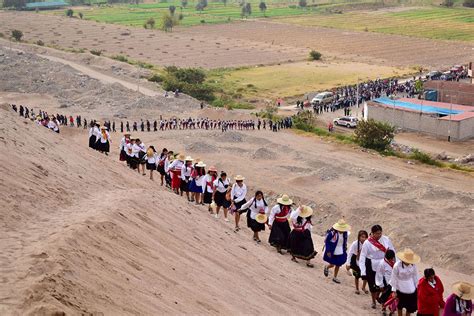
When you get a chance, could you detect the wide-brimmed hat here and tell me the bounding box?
[452,282,474,300]
[299,205,313,218]
[177,153,185,160]
[100,126,107,130]
[396,248,421,264]
[255,213,268,224]
[196,161,206,168]
[234,175,245,181]
[208,166,217,172]
[185,156,194,161]
[333,218,351,232]
[124,133,131,136]
[277,194,293,206]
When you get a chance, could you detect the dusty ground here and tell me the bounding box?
[1,42,473,315]
[1,11,473,70]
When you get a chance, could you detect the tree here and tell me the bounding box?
[245,3,251,15]
[222,0,227,6]
[298,0,307,7]
[309,50,321,60]
[181,0,187,7]
[169,5,176,15]
[161,13,178,32]
[442,0,454,7]
[259,1,267,16]
[78,12,83,19]
[66,9,74,17]
[144,17,155,29]
[11,29,23,41]
[178,13,184,20]
[354,118,395,151]
[464,0,474,7]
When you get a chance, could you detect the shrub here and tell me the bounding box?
[11,29,23,42]
[36,39,44,46]
[409,150,443,167]
[79,12,83,19]
[181,0,188,7]
[148,73,163,83]
[442,0,454,6]
[160,13,178,32]
[464,0,474,7]
[309,50,321,60]
[354,118,395,151]
[90,49,102,56]
[178,13,184,20]
[112,54,128,62]
[66,9,74,17]
[259,1,267,15]
[161,67,215,101]
[169,5,176,15]
[299,0,307,7]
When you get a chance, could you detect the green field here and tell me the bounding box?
[58,0,326,27]
[278,7,474,41]
[45,0,387,27]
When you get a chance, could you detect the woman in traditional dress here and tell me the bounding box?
[443,282,473,316]
[167,153,185,195]
[230,175,247,232]
[126,138,136,169]
[268,194,293,254]
[180,156,194,201]
[131,139,146,175]
[189,161,206,205]
[346,230,369,295]
[145,146,158,180]
[97,126,110,155]
[323,218,351,284]
[201,166,218,214]
[417,268,445,316]
[390,248,420,316]
[119,133,130,164]
[164,151,174,188]
[288,205,317,268]
[240,191,269,243]
[157,148,168,186]
[212,171,231,221]
[88,122,99,149]
[359,224,396,310]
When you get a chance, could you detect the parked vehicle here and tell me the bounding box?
[450,65,464,74]
[440,71,455,81]
[426,71,442,80]
[311,92,334,105]
[333,116,358,128]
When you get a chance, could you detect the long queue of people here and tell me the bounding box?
[111,131,473,316]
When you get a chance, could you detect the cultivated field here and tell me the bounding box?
[209,61,411,99]
[278,7,474,42]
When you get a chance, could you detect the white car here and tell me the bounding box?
[333,116,358,128]
[311,91,334,105]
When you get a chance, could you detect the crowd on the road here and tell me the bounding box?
[10,104,474,316]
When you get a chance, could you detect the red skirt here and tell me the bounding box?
[171,170,181,189]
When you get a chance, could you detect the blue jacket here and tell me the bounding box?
[324,229,348,255]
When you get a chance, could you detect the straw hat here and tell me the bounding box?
[452,282,474,300]
[196,161,206,168]
[255,213,268,224]
[177,153,185,160]
[299,205,313,218]
[234,175,245,181]
[277,194,293,206]
[332,218,351,232]
[100,126,107,130]
[208,166,217,172]
[185,156,194,161]
[124,133,131,136]
[210,201,217,212]
[396,248,421,264]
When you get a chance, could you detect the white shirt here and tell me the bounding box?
[346,240,363,266]
[119,137,126,150]
[241,197,269,220]
[125,143,133,157]
[390,261,418,294]
[268,205,292,226]
[231,183,247,203]
[181,164,193,180]
[93,126,101,139]
[195,174,205,186]
[375,260,393,288]
[213,178,229,193]
[359,236,395,276]
[167,159,184,172]
[334,233,345,255]
[289,207,312,231]
[147,153,158,164]
[131,143,144,158]
[201,174,216,193]
[99,131,110,143]
[164,157,171,172]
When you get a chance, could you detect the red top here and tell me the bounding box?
[417,275,445,315]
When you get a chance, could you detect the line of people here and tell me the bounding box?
[112,131,473,316]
